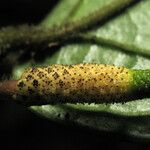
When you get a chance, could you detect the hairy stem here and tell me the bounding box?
[0,0,142,56]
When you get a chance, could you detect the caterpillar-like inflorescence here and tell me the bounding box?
[15,63,150,105]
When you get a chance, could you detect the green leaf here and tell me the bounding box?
[41,0,81,27]
[13,0,150,141]
[88,0,150,56]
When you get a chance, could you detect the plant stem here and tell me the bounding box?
[0,64,150,106]
[0,0,142,56]
[0,80,17,101]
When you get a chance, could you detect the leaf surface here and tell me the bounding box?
[13,0,150,140]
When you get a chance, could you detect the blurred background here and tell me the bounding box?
[0,0,149,149]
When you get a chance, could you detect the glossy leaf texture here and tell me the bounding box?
[13,0,150,141]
